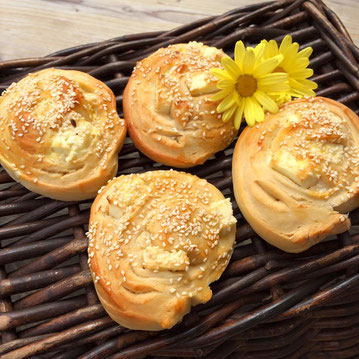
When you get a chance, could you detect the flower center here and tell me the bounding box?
[273,66,285,73]
[236,75,257,97]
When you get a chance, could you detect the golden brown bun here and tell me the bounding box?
[232,97,359,253]
[0,68,126,201]
[88,170,236,330]
[123,42,238,168]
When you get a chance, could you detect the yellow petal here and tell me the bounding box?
[265,39,279,59]
[259,40,269,60]
[234,41,245,68]
[293,88,316,97]
[257,73,289,92]
[211,88,233,101]
[282,43,300,63]
[244,97,264,126]
[232,90,240,105]
[290,68,314,79]
[254,90,278,113]
[217,78,236,90]
[253,100,265,123]
[294,57,310,69]
[301,78,318,90]
[211,68,234,81]
[289,79,317,97]
[242,48,256,74]
[279,35,293,53]
[253,54,283,78]
[298,47,313,58]
[253,43,265,65]
[290,78,318,91]
[221,57,240,80]
[217,91,237,113]
[234,98,244,129]
[243,98,253,126]
[222,105,237,122]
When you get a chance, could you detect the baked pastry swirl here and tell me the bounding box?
[233,97,359,253]
[123,42,238,168]
[87,170,236,330]
[0,68,126,201]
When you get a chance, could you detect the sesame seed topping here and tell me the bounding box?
[0,69,124,183]
[87,170,236,318]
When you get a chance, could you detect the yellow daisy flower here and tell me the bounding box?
[261,35,318,103]
[211,41,289,128]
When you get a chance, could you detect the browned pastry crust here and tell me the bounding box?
[233,97,359,253]
[88,170,236,330]
[123,42,238,168]
[0,68,126,201]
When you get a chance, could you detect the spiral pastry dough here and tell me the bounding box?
[123,42,238,168]
[87,170,236,330]
[0,68,126,201]
[233,97,359,253]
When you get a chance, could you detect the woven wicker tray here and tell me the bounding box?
[1,0,359,358]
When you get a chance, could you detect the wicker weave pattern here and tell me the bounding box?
[0,0,359,358]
